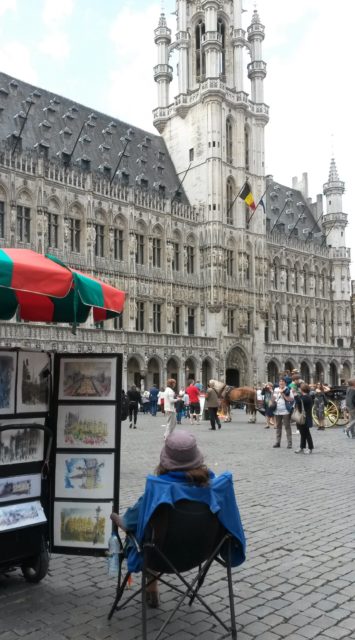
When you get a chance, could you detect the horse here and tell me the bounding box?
[208,379,258,423]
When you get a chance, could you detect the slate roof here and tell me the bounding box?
[265,180,324,246]
[0,71,187,202]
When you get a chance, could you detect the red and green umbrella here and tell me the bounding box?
[0,248,125,325]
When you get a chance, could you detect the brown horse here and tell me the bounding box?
[209,380,258,423]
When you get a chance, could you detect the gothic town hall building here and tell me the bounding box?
[0,1,353,390]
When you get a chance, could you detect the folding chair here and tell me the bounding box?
[108,475,245,640]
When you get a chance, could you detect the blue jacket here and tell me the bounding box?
[123,470,246,572]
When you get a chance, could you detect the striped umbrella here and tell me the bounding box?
[0,248,125,324]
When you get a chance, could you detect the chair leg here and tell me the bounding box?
[142,557,148,640]
[108,571,132,620]
[226,540,237,639]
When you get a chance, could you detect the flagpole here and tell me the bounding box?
[269,198,290,234]
[305,211,324,243]
[247,185,269,225]
[321,220,337,247]
[225,181,247,223]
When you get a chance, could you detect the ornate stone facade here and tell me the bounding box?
[0,2,353,389]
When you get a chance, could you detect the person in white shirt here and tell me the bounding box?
[164,378,177,439]
[272,378,294,449]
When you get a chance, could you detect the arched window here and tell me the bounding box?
[217,18,225,75]
[287,309,292,342]
[324,310,329,343]
[244,126,250,171]
[195,21,206,79]
[304,308,311,342]
[295,308,301,342]
[226,117,233,165]
[273,259,278,289]
[303,266,308,295]
[275,307,280,341]
[226,178,234,224]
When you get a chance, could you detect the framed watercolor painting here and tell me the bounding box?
[17,351,50,413]
[56,404,116,449]
[53,501,112,549]
[58,357,117,402]
[0,500,46,532]
[0,473,42,503]
[55,453,114,500]
[0,421,45,465]
[0,351,16,415]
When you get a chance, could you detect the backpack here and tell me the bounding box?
[121,392,129,421]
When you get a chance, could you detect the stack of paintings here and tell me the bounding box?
[53,355,119,553]
[0,349,50,534]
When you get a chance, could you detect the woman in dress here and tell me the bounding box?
[313,383,327,431]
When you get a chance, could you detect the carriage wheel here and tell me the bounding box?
[336,406,349,426]
[324,400,339,427]
[312,405,320,427]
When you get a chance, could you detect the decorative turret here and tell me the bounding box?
[322,157,347,248]
[154,12,173,115]
[247,8,267,104]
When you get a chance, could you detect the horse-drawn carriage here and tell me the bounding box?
[312,385,349,427]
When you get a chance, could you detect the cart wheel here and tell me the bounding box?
[21,549,49,583]
[324,400,339,427]
[337,407,350,426]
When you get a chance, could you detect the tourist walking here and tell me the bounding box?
[345,378,355,438]
[175,392,185,424]
[186,379,201,424]
[272,378,294,449]
[206,383,221,430]
[149,384,159,416]
[294,383,314,453]
[163,378,177,439]
[127,385,141,429]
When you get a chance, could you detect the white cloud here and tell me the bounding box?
[106,3,164,131]
[0,41,38,83]
[37,31,71,61]
[42,0,74,26]
[0,0,16,19]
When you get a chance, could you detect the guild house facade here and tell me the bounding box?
[0,1,353,390]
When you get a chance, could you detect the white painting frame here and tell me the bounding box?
[56,404,116,449]
[17,351,50,413]
[53,501,112,549]
[0,351,16,415]
[0,500,46,532]
[0,420,45,465]
[55,453,114,500]
[58,357,116,402]
[0,473,41,503]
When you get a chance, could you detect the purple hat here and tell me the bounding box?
[160,430,204,471]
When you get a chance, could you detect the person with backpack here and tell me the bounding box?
[121,389,129,422]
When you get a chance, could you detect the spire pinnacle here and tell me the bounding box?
[328,157,339,182]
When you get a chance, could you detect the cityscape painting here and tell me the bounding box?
[0,473,41,503]
[0,500,47,532]
[55,453,114,499]
[53,501,112,549]
[56,404,115,449]
[0,351,16,415]
[0,423,44,465]
[17,352,50,413]
[58,358,116,401]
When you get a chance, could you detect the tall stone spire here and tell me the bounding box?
[153,11,172,118]
[323,156,347,249]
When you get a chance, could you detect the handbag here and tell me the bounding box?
[293,398,306,425]
[284,398,294,413]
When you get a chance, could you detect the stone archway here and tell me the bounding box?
[341,362,351,384]
[127,356,143,389]
[267,361,279,384]
[147,357,161,389]
[167,357,179,384]
[185,357,196,383]
[225,347,249,386]
[300,361,310,383]
[329,362,338,386]
[315,361,324,384]
[201,358,213,390]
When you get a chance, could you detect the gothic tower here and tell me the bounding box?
[153,1,269,226]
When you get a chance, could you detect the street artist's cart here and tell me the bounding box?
[0,249,125,581]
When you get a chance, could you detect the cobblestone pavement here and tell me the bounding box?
[1,410,355,640]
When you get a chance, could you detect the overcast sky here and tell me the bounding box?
[0,0,353,277]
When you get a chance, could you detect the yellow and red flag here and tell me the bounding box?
[239,182,256,211]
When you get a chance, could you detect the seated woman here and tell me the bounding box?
[111,430,245,608]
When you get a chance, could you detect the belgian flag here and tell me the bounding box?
[239,181,256,211]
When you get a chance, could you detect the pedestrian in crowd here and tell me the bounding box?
[205,382,221,430]
[290,373,302,396]
[141,390,150,414]
[195,380,203,392]
[294,383,314,454]
[183,390,190,419]
[149,384,159,416]
[175,392,185,425]
[127,384,141,429]
[261,382,275,428]
[283,370,292,387]
[272,378,294,449]
[345,378,355,438]
[163,378,177,439]
[313,383,327,431]
[157,387,165,414]
[186,379,201,425]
